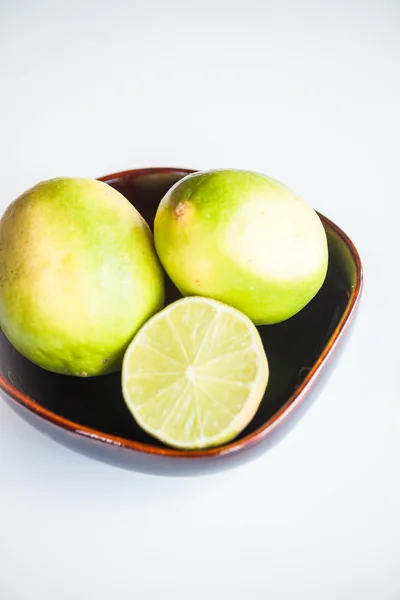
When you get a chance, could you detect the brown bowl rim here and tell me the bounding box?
[0,167,363,460]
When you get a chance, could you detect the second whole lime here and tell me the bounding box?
[154,169,328,325]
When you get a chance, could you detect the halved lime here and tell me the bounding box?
[122,297,269,449]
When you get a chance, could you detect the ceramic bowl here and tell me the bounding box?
[0,167,363,474]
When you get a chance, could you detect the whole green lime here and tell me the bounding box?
[0,178,165,376]
[154,169,328,324]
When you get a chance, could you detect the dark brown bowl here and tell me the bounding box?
[0,167,363,474]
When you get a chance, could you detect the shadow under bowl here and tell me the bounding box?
[0,167,363,475]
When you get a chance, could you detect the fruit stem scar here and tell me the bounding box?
[174,202,186,219]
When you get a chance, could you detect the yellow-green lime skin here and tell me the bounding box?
[0,178,165,376]
[154,170,328,325]
[122,296,269,450]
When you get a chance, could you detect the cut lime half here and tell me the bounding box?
[122,297,269,449]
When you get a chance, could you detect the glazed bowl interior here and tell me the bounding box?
[0,168,361,461]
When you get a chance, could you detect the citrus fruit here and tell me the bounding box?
[122,296,269,449]
[0,177,165,376]
[154,169,328,324]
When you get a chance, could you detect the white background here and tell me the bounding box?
[0,1,399,598]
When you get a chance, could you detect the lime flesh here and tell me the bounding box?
[122,297,269,449]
